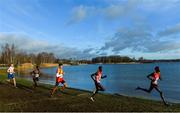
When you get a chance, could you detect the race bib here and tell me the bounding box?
[56,73,63,78]
[35,74,39,78]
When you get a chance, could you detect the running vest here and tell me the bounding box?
[95,71,102,83]
[7,66,14,74]
[56,68,64,78]
[152,72,160,85]
[34,69,40,77]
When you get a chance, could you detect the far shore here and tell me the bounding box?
[0,61,179,71]
[94,62,140,64]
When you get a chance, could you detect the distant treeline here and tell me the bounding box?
[0,43,56,65]
[92,56,136,63]
[0,43,94,66]
[55,59,92,65]
[0,43,179,66]
[139,59,180,63]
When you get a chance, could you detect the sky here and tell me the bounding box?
[0,0,180,59]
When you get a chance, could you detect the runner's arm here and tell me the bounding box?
[7,68,10,73]
[101,75,107,79]
[38,70,41,76]
[91,73,96,81]
[147,73,154,80]
[30,70,34,75]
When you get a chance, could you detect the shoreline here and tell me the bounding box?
[39,79,180,104]
[0,73,180,111]
[2,62,180,104]
[16,75,180,104]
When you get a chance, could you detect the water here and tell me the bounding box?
[19,62,180,103]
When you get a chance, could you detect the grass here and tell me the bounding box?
[0,70,180,112]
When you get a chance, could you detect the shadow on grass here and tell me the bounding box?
[38,84,52,90]
[58,90,77,96]
[16,83,34,93]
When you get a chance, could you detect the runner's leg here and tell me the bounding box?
[154,86,167,105]
[136,83,153,93]
[98,83,105,91]
[13,78,16,87]
[51,82,59,96]
[62,81,67,91]
[33,77,37,87]
[51,86,58,95]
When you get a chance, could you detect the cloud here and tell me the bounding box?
[99,52,108,56]
[175,50,180,54]
[158,23,180,37]
[97,0,180,56]
[67,0,180,24]
[67,0,138,24]
[0,33,95,59]
[67,5,88,25]
[0,0,42,19]
[83,48,94,53]
[103,0,138,19]
[104,4,125,19]
[101,27,152,52]
[145,40,180,52]
[100,25,180,54]
[139,0,180,11]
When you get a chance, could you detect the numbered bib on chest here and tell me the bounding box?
[35,74,39,78]
[56,73,63,78]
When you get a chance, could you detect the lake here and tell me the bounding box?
[19,62,180,103]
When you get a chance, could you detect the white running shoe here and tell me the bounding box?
[90,97,95,102]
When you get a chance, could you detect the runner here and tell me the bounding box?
[31,66,40,88]
[136,66,168,106]
[90,66,107,102]
[50,63,67,97]
[7,64,17,88]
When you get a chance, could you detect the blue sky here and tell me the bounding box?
[0,0,180,59]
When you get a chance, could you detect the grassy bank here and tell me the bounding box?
[0,71,180,112]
